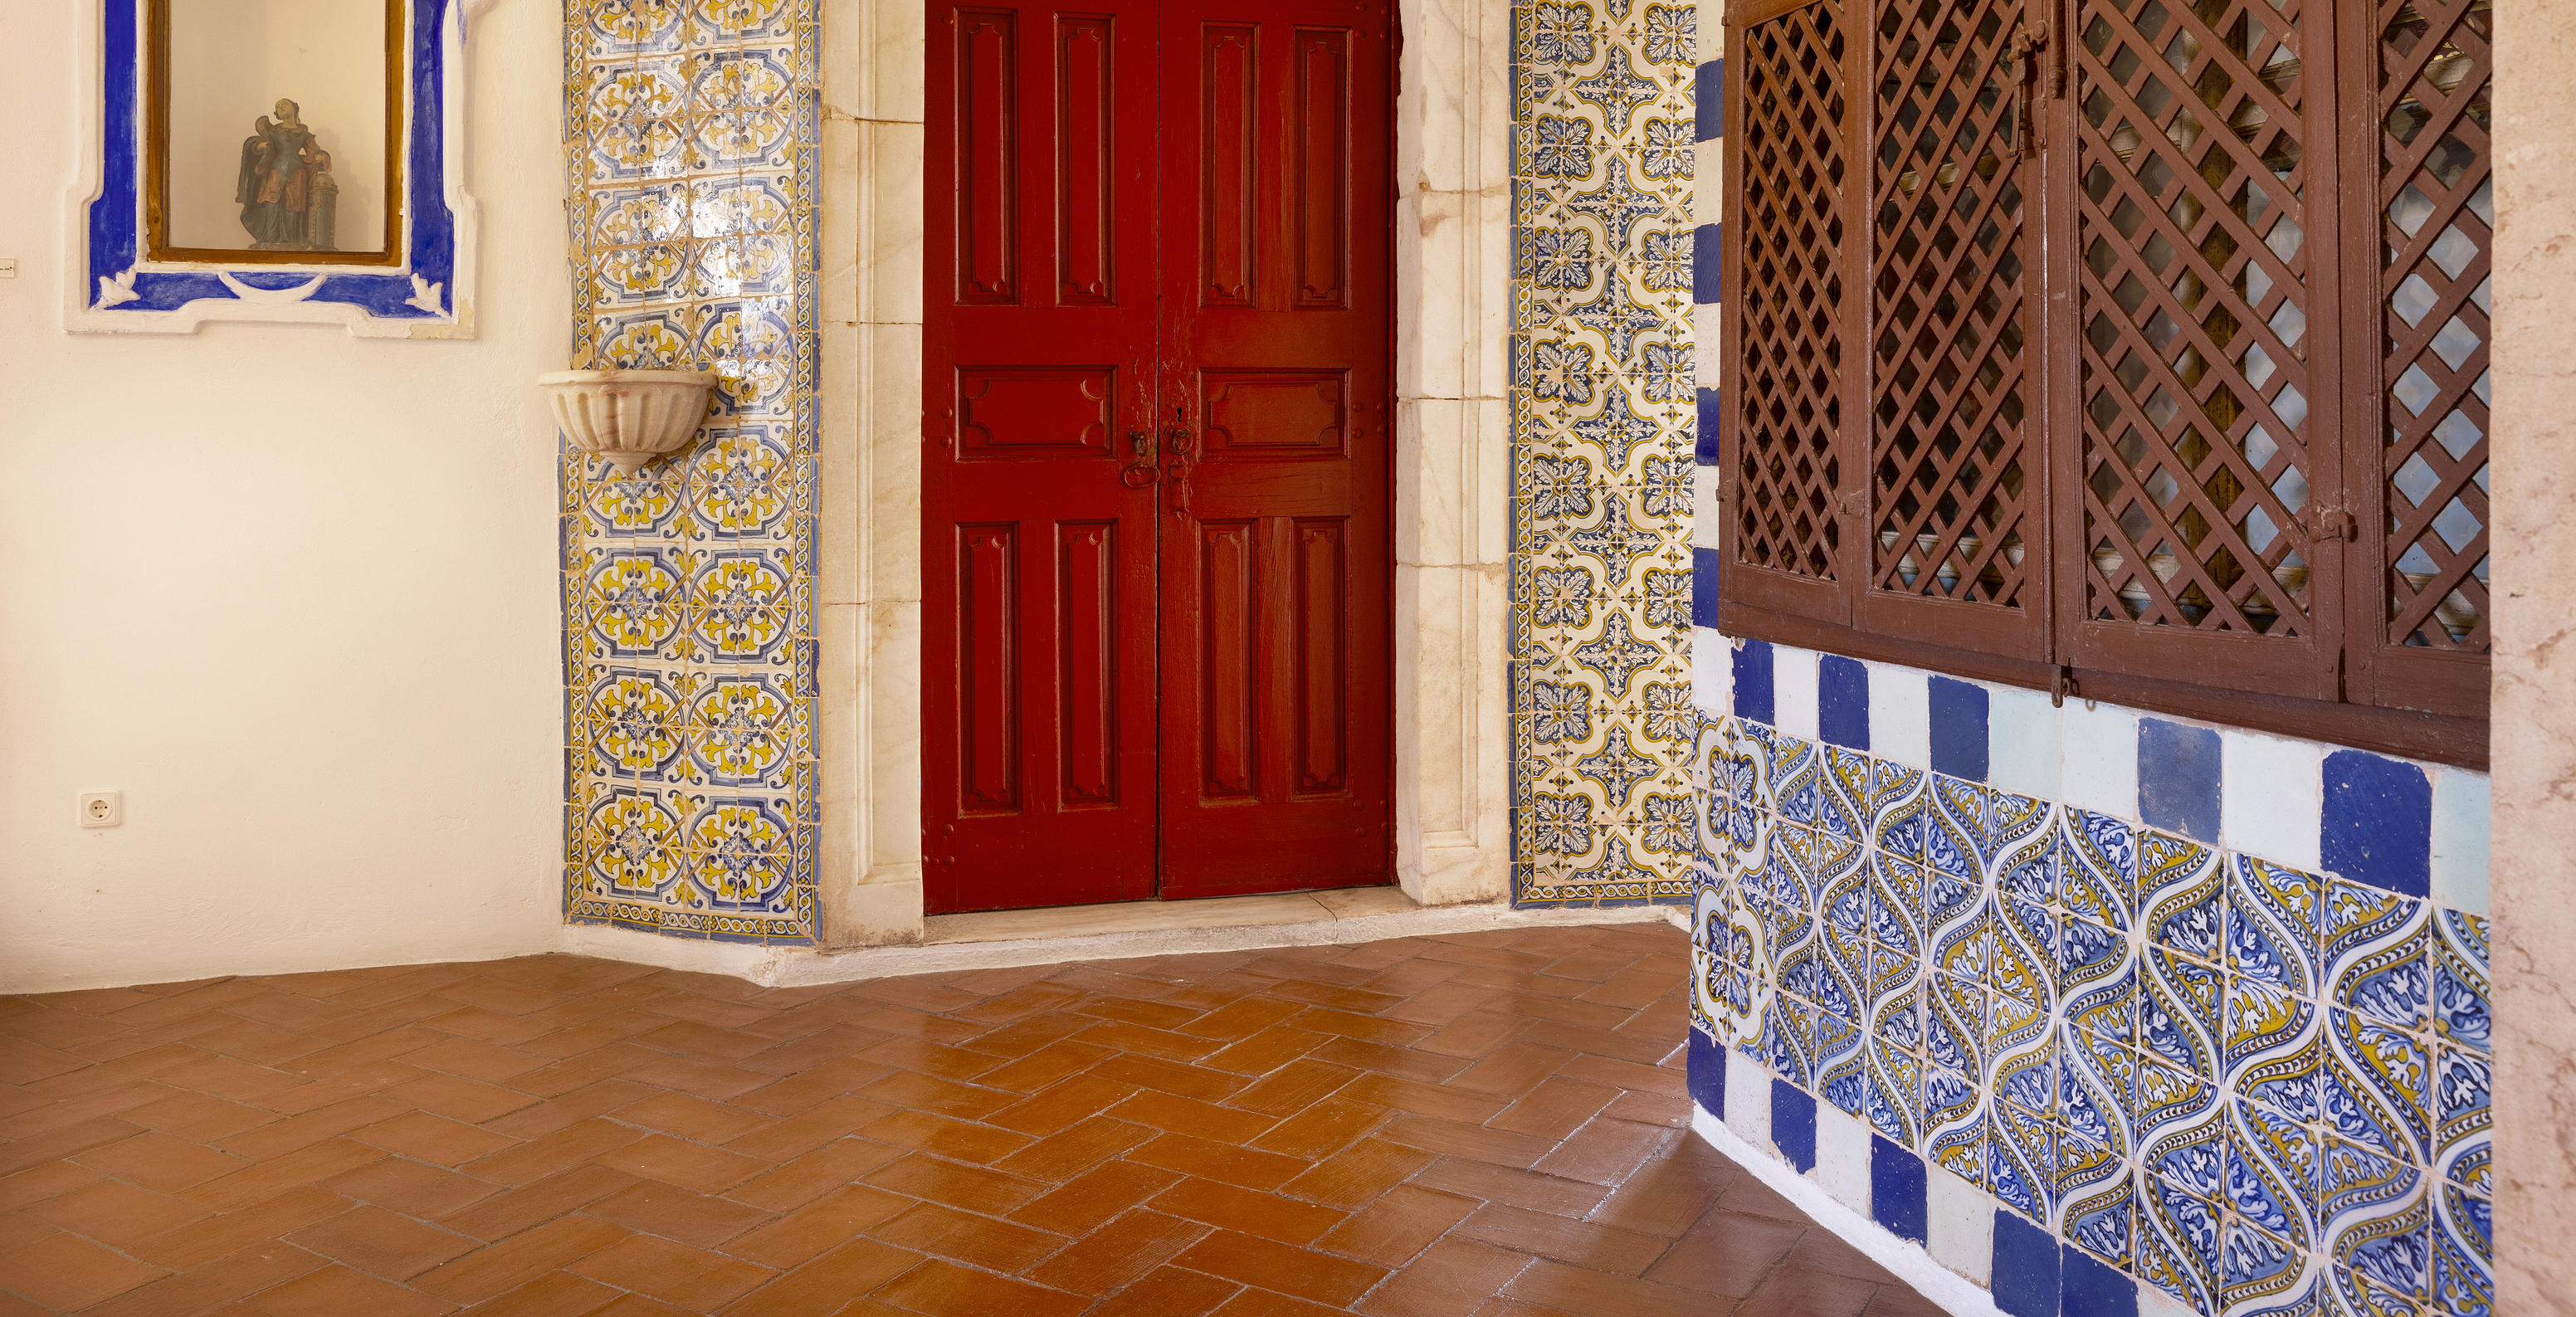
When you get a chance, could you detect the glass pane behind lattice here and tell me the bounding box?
[1737,1,1848,581]
[2379,0,2491,651]
[2072,0,2314,634]
[1868,0,2027,607]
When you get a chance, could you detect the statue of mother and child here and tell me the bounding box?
[236,98,341,251]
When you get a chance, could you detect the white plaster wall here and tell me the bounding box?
[167,0,391,251]
[0,0,568,992]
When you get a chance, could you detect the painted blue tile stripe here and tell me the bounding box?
[1713,640,2446,880]
[1693,223,1722,305]
[1695,58,1725,140]
[1691,548,1722,628]
[1695,387,1722,466]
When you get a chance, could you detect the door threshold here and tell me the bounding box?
[925,885,1417,946]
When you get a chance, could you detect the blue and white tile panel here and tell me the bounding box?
[1506,0,1704,908]
[1684,637,2494,1317]
[559,0,823,944]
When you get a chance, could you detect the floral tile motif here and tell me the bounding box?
[1694,716,2487,1317]
[563,0,819,943]
[1513,0,1696,908]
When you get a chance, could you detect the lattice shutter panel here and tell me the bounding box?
[1868,0,2029,609]
[2377,0,2490,653]
[1736,0,1850,583]
[2071,0,2315,636]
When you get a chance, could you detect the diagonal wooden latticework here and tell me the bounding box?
[2071,0,2316,635]
[2376,0,2491,652]
[1736,0,1851,582]
[1866,0,2030,608]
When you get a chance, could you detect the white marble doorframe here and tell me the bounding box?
[811,0,1515,944]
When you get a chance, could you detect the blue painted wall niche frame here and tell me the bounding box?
[66,0,487,339]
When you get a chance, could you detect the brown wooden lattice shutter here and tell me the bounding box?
[1722,0,1862,626]
[2346,0,2491,720]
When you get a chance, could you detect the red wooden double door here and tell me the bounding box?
[923,0,1395,914]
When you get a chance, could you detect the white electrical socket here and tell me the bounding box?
[79,791,123,828]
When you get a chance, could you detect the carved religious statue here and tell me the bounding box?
[236,99,339,251]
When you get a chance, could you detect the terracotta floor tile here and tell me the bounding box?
[1530,1116,1672,1186]
[0,1161,101,1212]
[2,926,1931,1317]
[868,1258,1090,1317]
[720,1094,895,1160]
[1083,1266,1242,1317]
[287,1203,479,1279]
[82,1241,327,1317]
[0,1232,170,1310]
[1313,1184,1480,1267]
[1084,1055,1247,1103]
[580,1178,778,1248]
[215,1096,408,1161]
[565,1232,774,1309]
[1409,1158,1612,1220]
[720,1184,912,1268]
[26,1178,213,1247]
[453,1271,625,1317]
[1644,1208,1805,1296]
[1105,1089,1281,1144]
[1128,1132,1312,1192]
[383,1072,540,1125]
[722,1137,907,1212]
[249,1261,458,1317]
[481,1080,658,1141]
[412,1216,632,1303]
[74,1130,254,1193]
[129,1185,353,1270]
[122,1090,277,1144]
[994,1115,1158,1182]
[320,1158,500,1220]
[713,1238,921,1316]
[594,1134,772,1193]
[1456,1202,1668,1276]
[1211,1286,1354,1317]
[1149,1178,1348,1246]
[922,1071,1102,1134]
[356,1111,521,1168]
[437,1164,640,1241]
[1219,1059,1360,1118]
[1172,1229,1388,1307]
[867,1199,1066,1272]
[1020,1207,1208,1295]
[1277,1138,1437,1210]
[857,1151,1042,1217]
[860,1109,1032,1163]
[1007,1161,1186,1235]
[1499,1257,1706,1317]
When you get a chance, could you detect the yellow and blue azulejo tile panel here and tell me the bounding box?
[560,0,822,943]
[1510,0,1703,908]
[1681,639,2495,1317]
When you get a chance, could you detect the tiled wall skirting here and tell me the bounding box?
[1683,638,2495,1316]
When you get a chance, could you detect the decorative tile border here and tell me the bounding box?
[1510,0,1706,908]
[559,0,822,944]
[1686,638,2495,1316]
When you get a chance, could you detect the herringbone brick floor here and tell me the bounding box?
[0,920,1939,1316]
